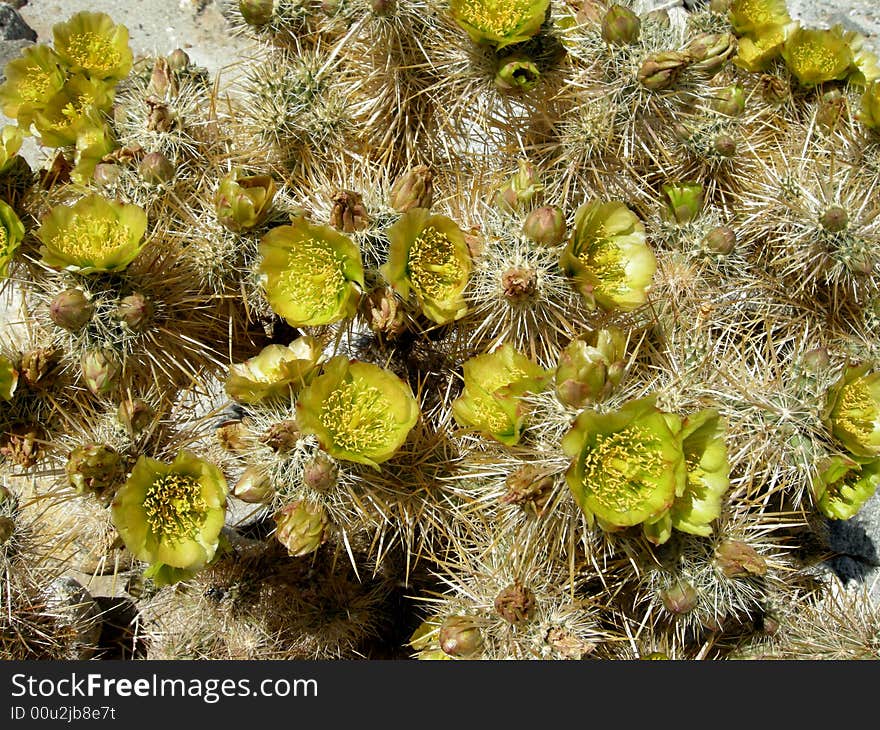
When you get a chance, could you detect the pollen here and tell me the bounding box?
[319,377,396,455]
[581,425,665,512]
[788,42,844,76]
[17,67,53,103]
[836,380,879,444]
[65,31,122,75]
[277,237,348,320]
[459,0,534,37]
[143,473,207,542]
[51,215,131,261]
[408,226,466,302]
[0,227,7,250]
[578,235,627,296]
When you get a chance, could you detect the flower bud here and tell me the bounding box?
[601,4,641,46]
[0,516,13,545]
[713,134,737,157]
[637,51,691,90]
[302,452,338,492]
[703,226,736,255]
[820,205,848,233]
[138,151,175,185]
[494,583,536,623]
[495,160,543,211]
[660,580,699,615]
[215,170,277,232]
[49,289,94,332]
[66,443,125,503]
[389,165,433,212]
[709,0,730,12]
[716,539,767,578]
[522,205,566,246]
[713,84,745,117]
[555,327,626,407]
[80,348,121,396]
[495,54,541,92]
[117,397,154,434]
[365,287,406,338]
[239,0,275,26]
[329,189,369,233]
[370,0,396,15]
[662,182,704,223]
[274,500,329,557]
[92,162,120,186]
[166,48,191,71]
[803,347,830,372]
[438,615,483,658]
[148,57,174,97]
[113,293,154,332]
[502,464,554,516]
[0,485,11,504]
[684,32,737,73]
[233,467,274,503]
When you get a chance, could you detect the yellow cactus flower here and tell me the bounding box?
[0,44,66,128]
[823,364,880,458]
[812,454,880,521]
[858,81,880,129]
[0,199,25,280]
[728,0,790,38]
[0,126,22,176]
[258,218,364,327]
[561,200,656,311]
[71,121,117,185]
[52,11,133,82]
[32,74,115,148]
[382,207,472,325]
[215,170,277,232]
[452,342,549,446]
[110,451,227,586]
[296,356,420,469]
[450,0,550,50]
[36,193,148,274]
[781,24,853,87]
[732,27,786,71]
[0,354,18,401]
[224,336,323,404]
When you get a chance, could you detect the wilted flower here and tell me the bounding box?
[52,11,133,82]
[224,336,322,404]
[296,356,420,468]
[0,44,67,128]
[637,51,692,90]
[560,199,656,311]
[36,194,148,274]
[274,500,328,557]
[781,24,853,87]
[329,189,369,233]
[66,443,125,504]
[555,327,627,409]
[812,455,880,521]
[495,54,541,92]
[684,32,738,73]
[0,199,25,280]
[450,0,550,50]
[561,396,685,541]
[715,539,767,578]
[258,218,364,327]
[215,170,277,232]
[662,182,704,223]
[452,343,549,446]
[0,354,18,401]
[823,364,880,458]
[382,208,472,325]
[110,451,227,586]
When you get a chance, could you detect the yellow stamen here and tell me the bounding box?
[143,473,207,542]
[837,380,879,444]
[408,225,466,302]
[52,215,131,261]
[460,0,534,36]
[319,377,395,454]
[65,32,122,75]
[278,237,348,319]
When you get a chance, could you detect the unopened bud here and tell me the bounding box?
[713,133,737,157]
[803,347,830,372]
[148,57,173,97]
[370,0,396,15]
[80,349,121,396]
[662,182,704,223]
[494,583,536,624]
[233,467,274,503]
[438,615,483,658]
[660,580,699,614]
[239,0,275,26]
[601,4,641,46]
[637,51,691,90]
[113,293,154,332]
[389,165,433,212]
[713,84,746,116]
[716,539,767,578]
[117,398,153,434]
[703,226,736,255]
[684,32,737,73]
[92,162,120,186]
[302,452,338,492]
[274,500,328,557]
[522,205,566,246]
[166,48,191,71]
[495,160,543,211]
[138,151,175,185]
[49,289,94,331]
[820,205,848,233]
[709,0,730,12]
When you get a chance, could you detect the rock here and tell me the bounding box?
[0,37,31,79]
[826,488,880,567]
[42,576,103,659]
[0,3,36,41]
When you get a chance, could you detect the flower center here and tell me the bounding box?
[736,0,782,26]
[18,66,53,103]
[459,0,535,36]
[0,227,7,250]
[788,41,844,76]
[578,235,627,296]
[319,378,396,454]
[278,237,347,319]
[65,32,122,75]
[581,425,665,513]
[836,380,879,445]
[143,473,207,542]
[52,215,132,261]
[408,225,466,301]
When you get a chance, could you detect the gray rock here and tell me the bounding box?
[0,3,36,42]
[42,576,103,659]
[826,487,880,567]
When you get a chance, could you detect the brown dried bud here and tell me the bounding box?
[820,205,848,233]
[601,5,641,46]
[19,347,59,388]
[66,443,125,503]
[438,616,483,658]
[501,266,538,302]
[49,289,94,332]
[502,465,554,516]
[522,205,566,246]
[113,293,154,332]
[145,98,175,132]
[0,424,41,468]
[329,189,369,233]
[138,151,175,185]
[637,51,692,90]
[390,165,434,213]
[703,226,736,255]
[716,539,767,578]
[494,583,536,624]
[148,57,177,98]
[0,516,13,544]
[817,89,847,129]
[366,287,406,338]
[575,0,604,24]
[117,398,154,434]
[546,627,594,659]
[713,134,737,157]
[758,74,790,104]
[260,419,300,453]
[660,580,699,615]
[80,349,121,397]
[233,467,274,504]
[302,452,338,492]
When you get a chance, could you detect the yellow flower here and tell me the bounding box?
[53,11,133,82]
[0,354,18,401]
[0,44,66,129]
[36,193,148,274]
[382,208,472,325]
[823,364,880,458]
[110,451,227,586]
[224,336,323,404]
[560,200,656,311]
[296,356,420,469]
[0,126,22,175]
[452,342,549,446]
[781,24,853,87]
[258,218,364,327]
[215,170,277,232]
[450,0,550,50]
[71,121,117,185]
[858,81,880,129]
[728,0,790,38]
[732,29,785,71]
[812,455,880,521]
[0,199,25,280]
[32,74,115,148]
